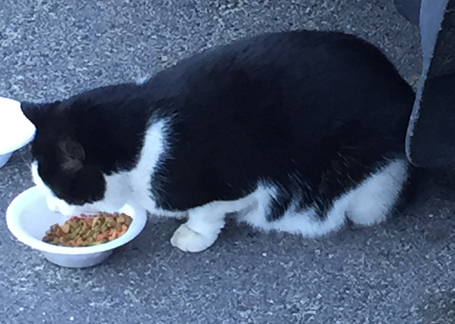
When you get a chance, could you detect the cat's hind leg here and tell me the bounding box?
[170,195,255,252]
[345,158,408,226]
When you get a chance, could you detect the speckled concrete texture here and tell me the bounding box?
[2,1,455,324]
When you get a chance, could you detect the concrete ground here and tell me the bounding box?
[1,0,455,323]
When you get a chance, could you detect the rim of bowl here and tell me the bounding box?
[6,186,147,255]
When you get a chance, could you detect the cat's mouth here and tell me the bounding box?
[46,196,95,216]
[45,195,123,217]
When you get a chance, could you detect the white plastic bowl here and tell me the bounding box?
[0,97,36,168]
[6,186,147,268]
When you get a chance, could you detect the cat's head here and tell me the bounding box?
[21,98,135,216]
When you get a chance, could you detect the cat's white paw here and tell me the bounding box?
[170,223,217,252]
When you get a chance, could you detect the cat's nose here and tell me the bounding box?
[46,197,60,212]
[46,197,75,216]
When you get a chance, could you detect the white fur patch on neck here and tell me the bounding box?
[127,118,185,217]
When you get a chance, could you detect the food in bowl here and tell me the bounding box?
[42,212,133,247]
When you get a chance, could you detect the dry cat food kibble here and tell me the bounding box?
[43,212,133,247]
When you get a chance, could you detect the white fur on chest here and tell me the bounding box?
[127,119,185,218]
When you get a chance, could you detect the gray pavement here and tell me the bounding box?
[1,0,454,323]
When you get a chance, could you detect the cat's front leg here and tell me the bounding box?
[170,203,226,252]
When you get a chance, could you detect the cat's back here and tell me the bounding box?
[146,29,414,141]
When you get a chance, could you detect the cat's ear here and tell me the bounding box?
[21,101,61,127]
[58,139,86,173]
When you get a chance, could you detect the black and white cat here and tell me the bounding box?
[21,30,415,252]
